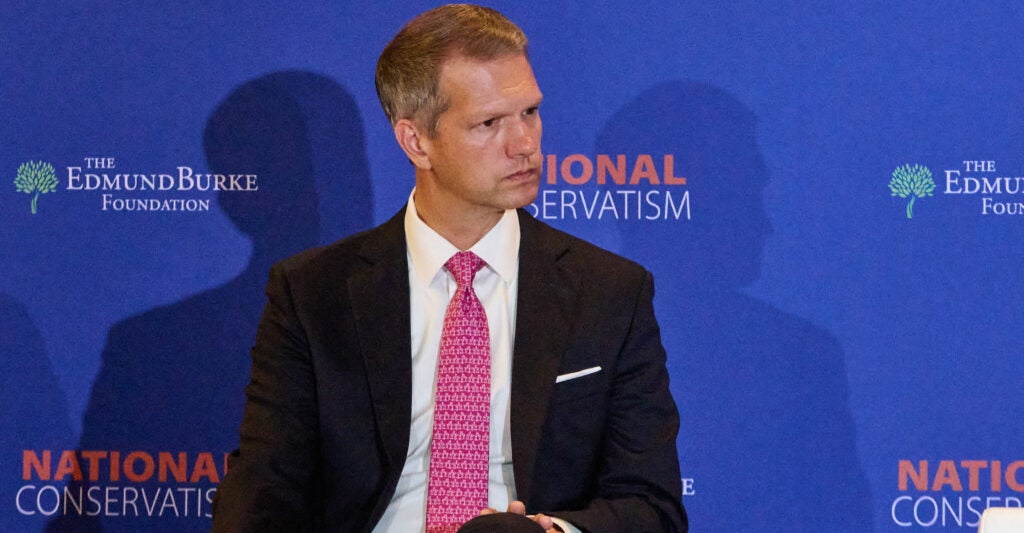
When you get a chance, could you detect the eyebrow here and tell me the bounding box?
[474,95,543,118]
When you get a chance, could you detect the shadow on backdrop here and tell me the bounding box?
[1,292,73,531]
[49,71,373,532]
[598,80,873,531]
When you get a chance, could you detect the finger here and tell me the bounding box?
[532,513,554,529]
[479,507,498,515]
[506,500,527,515]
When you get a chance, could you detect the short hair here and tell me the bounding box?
[375,4,528,137]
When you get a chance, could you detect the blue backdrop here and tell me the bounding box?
[3,2,1023,531]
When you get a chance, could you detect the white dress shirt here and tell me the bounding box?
[373,194,520,532]
[374,194,580,533]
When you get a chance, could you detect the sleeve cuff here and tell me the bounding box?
[549,516,582,533]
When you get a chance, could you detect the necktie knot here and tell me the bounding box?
[445,251,485,288]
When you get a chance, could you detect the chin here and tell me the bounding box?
[508,186,540,209]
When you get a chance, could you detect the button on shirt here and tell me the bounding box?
[372,195,519,532]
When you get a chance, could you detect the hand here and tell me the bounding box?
[479,500,562,532]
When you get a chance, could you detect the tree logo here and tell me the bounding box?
[888,163,935,219]
[14,161,58,214]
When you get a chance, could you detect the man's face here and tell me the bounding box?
[418,53,543,219]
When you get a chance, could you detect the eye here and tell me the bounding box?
[481,118,497,128]
[523,106,539,116]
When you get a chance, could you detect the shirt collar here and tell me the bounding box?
[404,190,520,286]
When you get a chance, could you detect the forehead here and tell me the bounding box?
[437,53,542,115]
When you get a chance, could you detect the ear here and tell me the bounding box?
[393,119,432,170]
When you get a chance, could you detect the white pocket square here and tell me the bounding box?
[555,366,602,383]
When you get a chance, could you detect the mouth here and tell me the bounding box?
[505,167,540,182]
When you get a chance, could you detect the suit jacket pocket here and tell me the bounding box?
[551,366,606,404]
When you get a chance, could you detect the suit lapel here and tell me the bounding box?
[510,211,578,504]
[346,210,413,518]
[344,209,579,510]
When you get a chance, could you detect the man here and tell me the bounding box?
[213,5,686,532]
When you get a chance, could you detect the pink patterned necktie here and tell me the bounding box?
[425,251,490,533]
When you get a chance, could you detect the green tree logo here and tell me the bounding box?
[14,161,58,214]
[888,163,935,219]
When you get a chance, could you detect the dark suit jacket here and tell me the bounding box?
[212,209,687,532]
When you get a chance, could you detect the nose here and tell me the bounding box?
[506,119,539,159]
